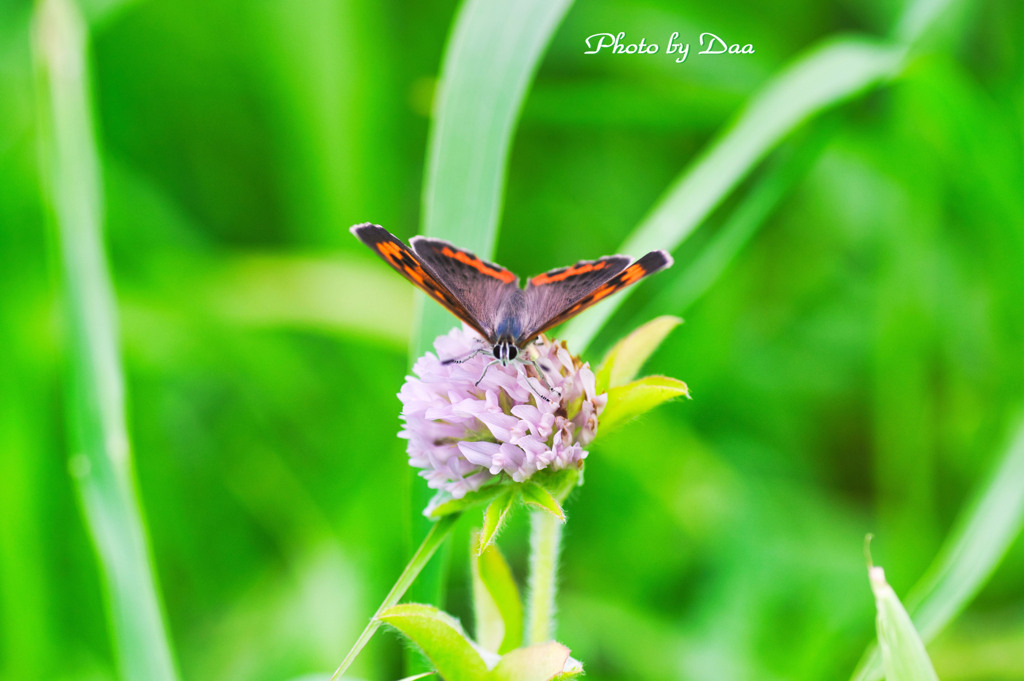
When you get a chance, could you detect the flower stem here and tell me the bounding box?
[525,509,563,643]
[329,513,459,681]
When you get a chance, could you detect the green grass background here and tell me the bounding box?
[2,0,1023,680]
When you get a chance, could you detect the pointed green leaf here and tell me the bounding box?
[471,534,523,654]
[850,419,1024,681]
[378,604,488,681]
[870,566,940,681]
[600,376,690,434]
[596,316,682,392]
[478,487,518,555]
[532,468,580,505]
[426,483,507,519]
[396,674,436,681]
[520,483,565,522]
[488,642,573,681]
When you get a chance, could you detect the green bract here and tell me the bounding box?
[869,565,940,681]
[597,316,691,433]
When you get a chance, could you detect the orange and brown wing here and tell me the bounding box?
[350,223,493,339]
[411,235,521,341]
[521,250,673,344]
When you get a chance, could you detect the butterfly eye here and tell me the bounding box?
[492,342,518,364]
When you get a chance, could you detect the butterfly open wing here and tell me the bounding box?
[352,222,673,350]
[409,236,522,342]
[520,250,673,344]
[350,223,494,339]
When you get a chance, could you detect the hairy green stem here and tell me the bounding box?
[525,510,563,643]
[329,513,459,680]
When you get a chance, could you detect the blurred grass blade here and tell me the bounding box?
[906,420,1024,636]
[562,38,905,352]
[851,418,1024,681]
[869,566,940,681]
[416,0,573,354]
[896,0,962,45]
[408,0,574,627]
[32,1,179,680]
[638,124,834,321]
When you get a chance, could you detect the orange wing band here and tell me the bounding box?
[530,260,611,286]
[440,246,517,283]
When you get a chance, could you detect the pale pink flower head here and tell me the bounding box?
[398,326,607,501]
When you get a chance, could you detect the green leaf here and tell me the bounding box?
[531,468,580,505]
[426,483,507,519]
[595,316,682,393]
[478,487,518,555]
[520,483,566,523]
[471,535,523,654]
[416,0,573,354]
[869,566,940,681]
[600,376,691,434]
[489,642,574,681]
[378,604,489,681]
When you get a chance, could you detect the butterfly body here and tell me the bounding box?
[350,223,672,362]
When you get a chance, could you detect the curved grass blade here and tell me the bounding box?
[33,1,179,679]
[635,122,834,323]
[850,418,1024,681]
[562,38,906,353]
[565,0,971,353]
[416,0,573,355]
[407,0,574,634]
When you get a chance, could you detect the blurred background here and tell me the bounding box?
[2,0,1023,680]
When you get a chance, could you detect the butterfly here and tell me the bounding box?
[351,222,672,373]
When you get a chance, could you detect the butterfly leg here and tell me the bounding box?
[522,358,561,403]
[473,359,500,386]
[470,359,555,404]
[441,345,487,366]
